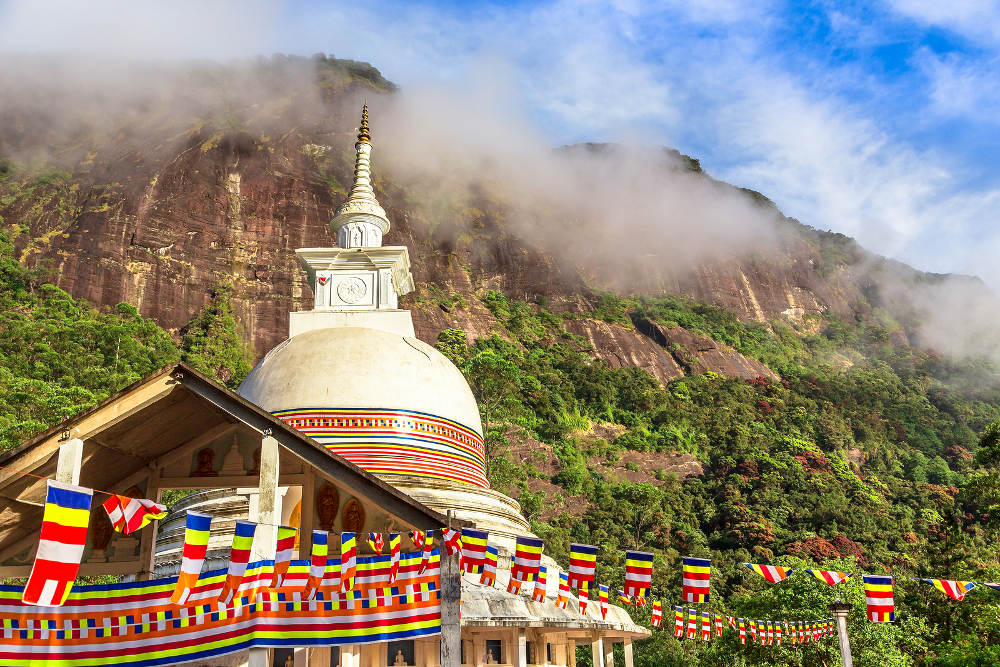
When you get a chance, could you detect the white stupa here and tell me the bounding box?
[238,103,530,549]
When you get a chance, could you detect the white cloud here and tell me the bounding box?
[885,0,1000,44]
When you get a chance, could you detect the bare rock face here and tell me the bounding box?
[631,317,779,380]
[562,319,685,383]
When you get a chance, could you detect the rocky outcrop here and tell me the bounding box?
[631,316,779,380]
[562,319,685,383]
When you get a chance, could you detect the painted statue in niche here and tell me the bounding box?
[316,483,340,531]
[342,497,365,532]
[193,447,217,476]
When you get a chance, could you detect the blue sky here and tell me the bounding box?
[2,0,999,286]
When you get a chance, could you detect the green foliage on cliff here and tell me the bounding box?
[180,284,254,390]
[445,290,1000,665]
[0,232,180,450]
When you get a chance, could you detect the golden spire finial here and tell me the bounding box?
[357,101,371,144]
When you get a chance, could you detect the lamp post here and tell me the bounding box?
[829,599,853,667]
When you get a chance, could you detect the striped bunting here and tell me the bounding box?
[650,601,661,628]
[556,572,570,609]
[480,545,499,586]
[686,609,698,639]
[714,613,723,637]
[409,530,425,550]
[218,520,256,604]
[341,532,358,592]
[599,584,609,620]
[617,591,631,606]
[102,495,167,535]
[567,543,597,591]
[864,575,895,622]
[532,567,548,603]
[925,578,975,601]
[23,481,93,607]
[673,606,684,637]
[271,525,297,588]
[510,536,543,584]
[460,529,488,574]
[388,533,401,583]
[700,611,711,641]
[304,531,329,601]
[418,531,434,576]
[682,557,710,603]
[738,618,746,644]
[805,568,851,586]
[441,528,462,557]
[624,550,653,600]
[367,532,383,555]
[0,550,441,666]
[170,512,212,605]
[744,563,793,583]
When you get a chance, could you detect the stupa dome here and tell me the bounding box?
[238,326,487,488]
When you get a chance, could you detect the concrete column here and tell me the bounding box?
[55,438,83,485]
[439,537,462,667]
[308,647,332,666]
[830,600,854,667]
[341,644,361,667]
[603,641,614,667]
[472,635,487,667]
[513,628,527,667]
[623,639,633,667]
[249,434,280,667]
[590,634,603,667]
[566,642,577,667]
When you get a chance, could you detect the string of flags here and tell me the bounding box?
[18,478,1000,633]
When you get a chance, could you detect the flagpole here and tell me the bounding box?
[829,600,853,667]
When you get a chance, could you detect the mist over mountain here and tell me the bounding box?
[0,54,996,368]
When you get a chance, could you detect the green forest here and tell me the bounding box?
[4,225,1000,665]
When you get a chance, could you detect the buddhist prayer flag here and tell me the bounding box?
[745,563,794,584]
[924,578,975,601]
[776,621,782,645]
[598,584,609,619]
[271,525,297,587]
[758,621,766,645]
[461,528,488,574]
[480,545,498,586]
[673,606,684,637]
[748,619,757,642]
[864,575,896,622]
[441,527,462,557]
[218,520,256,604]
[341,532,358,592]
[727,616,737,630]
[682,557,711,603]
[556,571,570,609]
[624,550,654,600]
[532,567,548,602]
[511,536,543,583]
[367,532,383,555]
[617,591,631,605]
[102,494,167,535]
[170,511,212,605]
[700,612,711,641]
[304,531,329,601]
[767,621,774,645]
[805,569,851,586]
[578,596,588,615]
[388,533,401,583]
[409,530,425,550]
[686,609,698,639]
[567,543,597,590]
[23,480,94,607]
[715,614,723,637]
[418,530,434,575]
[738,618,746,644]
[651,600,662,627]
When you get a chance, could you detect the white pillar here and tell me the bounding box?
[603,641,614,667]
[830,601,854,667]
[513,629,527,667]
[590,635,603,667]
[623,639,633,667]
[249,434,280,667]
[341,644,361,667]
[55,438,83,485]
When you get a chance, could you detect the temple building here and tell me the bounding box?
[0,105,647,667]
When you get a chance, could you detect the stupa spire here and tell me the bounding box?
[330,102,389,248]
